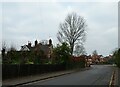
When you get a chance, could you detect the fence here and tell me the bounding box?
[2,64,65,80]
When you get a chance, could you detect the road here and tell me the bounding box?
[24,65,114,85]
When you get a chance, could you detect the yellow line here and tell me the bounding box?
[109,71,115,87]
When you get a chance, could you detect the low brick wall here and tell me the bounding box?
[2,64,65,80]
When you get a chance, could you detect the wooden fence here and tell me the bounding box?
[2,64,65,80]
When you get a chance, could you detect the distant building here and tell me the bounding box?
[85,55,92,66]
[91,54,102,64]
[20,39,53,58]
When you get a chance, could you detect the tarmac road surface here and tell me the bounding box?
[24,65,114,86]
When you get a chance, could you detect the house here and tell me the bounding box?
[72,55,86,62]
[21,45,30,51]
[91,54,102,64]
[20,39,53,58]
[85,55,92,66]
[72,55,88,67]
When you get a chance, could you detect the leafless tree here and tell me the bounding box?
[2,41,7,63]
[92,50,98,55]
[74,44,86,56]
[57,12,87,55]
[2,41,7,50]
[9,44,17,51]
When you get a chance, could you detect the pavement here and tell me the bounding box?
[2,67,91,86]
[118,68,120,86]
[108,65,120,87]
[114,67,118,86]
[114,67,120,87]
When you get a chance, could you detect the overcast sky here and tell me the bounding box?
[1,0,118,56]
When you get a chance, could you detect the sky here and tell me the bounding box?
[1,0,119,56]
[118,2,120,48]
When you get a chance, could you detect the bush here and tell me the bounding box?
[113,48,120,68]
[53,42,71,65]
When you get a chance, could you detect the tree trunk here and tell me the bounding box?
[70,44,74,55]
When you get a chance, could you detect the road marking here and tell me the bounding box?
[109,70,115,87]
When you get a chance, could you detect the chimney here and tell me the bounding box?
[49,39,52,45]
[35,40,38,46]
[28,41,31,48]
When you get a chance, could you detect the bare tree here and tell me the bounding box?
[74,44,86,56]
[2,41,8,54]
[57,12,87,55]
[2,41,7,63]
[92,50,98,55]
[9,44,17,51]
[2,41,7,50]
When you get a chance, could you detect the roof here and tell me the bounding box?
[21,45,30,51]
[20,40,53,56]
